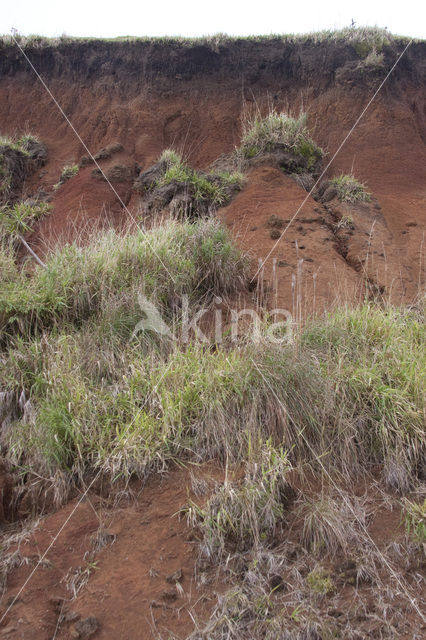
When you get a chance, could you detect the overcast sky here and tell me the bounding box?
[3,0,425,39]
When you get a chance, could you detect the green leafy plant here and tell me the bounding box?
[306,568,335,595]
[0,201,51,236]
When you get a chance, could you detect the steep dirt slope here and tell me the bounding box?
[0,36,425,306]
[218,165,395,314]
[29,149,138,250]
[1,467,423,640]
[0,35,425,640]
[0,468,224,640]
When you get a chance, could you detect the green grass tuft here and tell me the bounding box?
[236,110,323,173]
[0,201,51,236]
[302,304,425,491]
[156,149,245,208]
[54,163,79,190]
[330,174,371,203]
[0,218,248,340]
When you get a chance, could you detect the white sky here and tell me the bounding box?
[2,0,426,39]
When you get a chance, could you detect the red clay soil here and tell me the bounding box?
[1,467,424,640]
[0,38,425,639]
[27,150,138,253]
[0,468,223,640]
[218,166,360,315]
[1,75,423,308]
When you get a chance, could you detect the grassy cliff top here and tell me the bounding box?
[0,26,420,49]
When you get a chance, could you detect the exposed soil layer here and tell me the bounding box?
[1,467,424,639]
[1,37,424,307]
[0,36,425,639]
[0,468,224,640]
[28,150,138,251]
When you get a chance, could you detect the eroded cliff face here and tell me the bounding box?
[1,35,424,165]
[0,34,425,308]
[0,38,425,639]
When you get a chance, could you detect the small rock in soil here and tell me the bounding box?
[161,588,177,602]
[64,610,81,623]
[71,616,100,639]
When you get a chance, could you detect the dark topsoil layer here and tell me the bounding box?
[0,32,425,91]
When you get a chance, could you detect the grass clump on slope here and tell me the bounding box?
[157,149,243,206]
[302,304,425,491]
[236,110,323,173]
[330,173,371,203]
[186,444,294,559]
[0,218,248,341]
[134,149,245,218]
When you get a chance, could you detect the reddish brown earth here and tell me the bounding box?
[29,150,138,251]
[1,39,425,308]
[0,468,224,640]
[0,37,425,638]
[1,466,424,639]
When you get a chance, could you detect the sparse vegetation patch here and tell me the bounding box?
[236,111,323,174]
[330,173,371,203]
[133,150,244,218]
[54,163,79,189]
[186,444,293,559]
